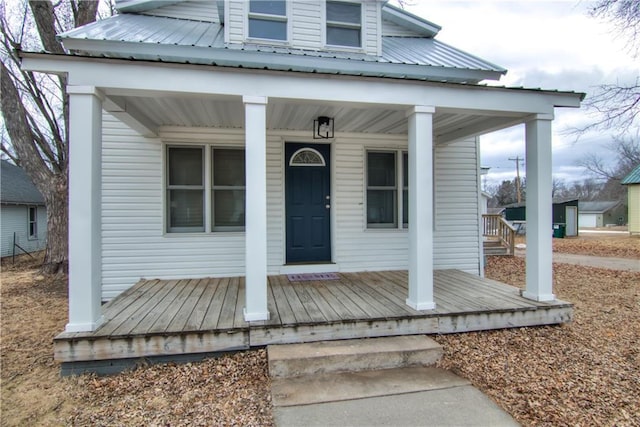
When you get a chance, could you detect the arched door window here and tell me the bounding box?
[289,148,326,166]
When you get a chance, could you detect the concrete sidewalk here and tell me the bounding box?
[515,249,640,272]
[272,366,519,427]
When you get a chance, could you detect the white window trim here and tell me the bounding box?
[365,149,407,230]
[323,0,365,51]
[164,143,246,235]
[28,206,38,240]
[245,0,291,44]
[166,145,206,234]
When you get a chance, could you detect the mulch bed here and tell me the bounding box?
[2,246,639,425]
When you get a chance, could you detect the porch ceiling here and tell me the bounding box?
[105,94,530,142]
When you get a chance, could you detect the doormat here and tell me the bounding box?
[287,272,340,282]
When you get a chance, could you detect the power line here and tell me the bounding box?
[508,156,524,203]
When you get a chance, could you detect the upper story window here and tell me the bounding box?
[326,1,361,48]
[248,0,287,41]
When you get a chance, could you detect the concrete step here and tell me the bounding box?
[484,247,510,256]
[267,335,443,379]
[271,366,468,407]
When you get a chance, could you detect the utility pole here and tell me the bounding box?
[508,156,524,203]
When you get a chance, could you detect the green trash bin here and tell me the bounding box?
[553,223,566,238]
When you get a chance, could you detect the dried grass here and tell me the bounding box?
[2,237,639,426]
[435,256,640,426]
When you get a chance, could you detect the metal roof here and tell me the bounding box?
[0,160,45,205]
[578,201,621,213]
[59,14,506,83]
[621,164,640,185]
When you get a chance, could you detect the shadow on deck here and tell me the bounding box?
[55,270,572,371]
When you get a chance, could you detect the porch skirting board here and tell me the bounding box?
[53,270,573,366]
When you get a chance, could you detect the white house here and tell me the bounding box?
[21,0,583,335]
[1,160,47,258]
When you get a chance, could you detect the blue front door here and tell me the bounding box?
[285,143,331,263]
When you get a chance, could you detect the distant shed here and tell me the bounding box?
[578,201,626,228]
[503,199,579,237]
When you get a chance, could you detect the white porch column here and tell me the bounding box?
[243,96,270,321]
[406,105,436,310]
[523,114,556,301]
[66,86,104,332]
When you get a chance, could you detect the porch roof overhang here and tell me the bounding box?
[21,51,584,142]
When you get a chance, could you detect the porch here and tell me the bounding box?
[54,270,572,365]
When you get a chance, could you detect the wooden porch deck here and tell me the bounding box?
[54,270,572,364]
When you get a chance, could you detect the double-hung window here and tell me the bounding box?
[166,146,246,233]
[326,1,361,48]
[212,149,245,231]
[248,0,287,41]
[28,206,37,239]
[366,150,408,228]
[167,146,205,233]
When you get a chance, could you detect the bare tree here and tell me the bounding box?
[579,134,640,180]
[581,0,640,135]
[0,0,99,273]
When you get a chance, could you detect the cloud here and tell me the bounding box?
[403,0,639,186]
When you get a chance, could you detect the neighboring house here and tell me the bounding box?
[621,165,640,235]
[0,160,47,257]
[22,0,583,334]
[578,201,626,228]
[503,199,579,237]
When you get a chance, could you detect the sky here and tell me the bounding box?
[400,0,639,189]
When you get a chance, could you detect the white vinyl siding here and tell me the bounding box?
[142,1,220,22]
[433,138,482,272]
[227,1,245,44]
[0,205,47,257]
[291,0,322,49]
[382,18,420,37]
[101,115,481,299]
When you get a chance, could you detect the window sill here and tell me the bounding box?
[163,231,246,237]
[364,227,408,233]
[245,37,290,47]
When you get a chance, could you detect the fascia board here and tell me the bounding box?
[382,4,441,37]
[60,38,501,83]
[116,0,183,13]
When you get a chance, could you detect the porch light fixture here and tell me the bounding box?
[313,116,334,139]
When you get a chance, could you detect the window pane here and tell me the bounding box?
[213,149,245,186]
[367,190,396,226]
[403,189,409,225]
[29,207,36,222]
[327,26,360,47]
[249,18,286,40]
[403,153,408,188]
[367,152,396,187]
[213,190,245,228]
[250,0,286,15]
[169,189,204,230]
[327,1,360,24]
[168,147,202,186]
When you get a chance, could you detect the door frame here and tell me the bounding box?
[283,141,334,265]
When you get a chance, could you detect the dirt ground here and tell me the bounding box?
[552,232,640,259]
[1,235,639,426]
